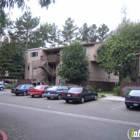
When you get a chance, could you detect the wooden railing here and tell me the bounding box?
[47,54,60,63]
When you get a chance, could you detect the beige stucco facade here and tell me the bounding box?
[24,42,119,86]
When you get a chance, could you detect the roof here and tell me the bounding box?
[135,53,140,57]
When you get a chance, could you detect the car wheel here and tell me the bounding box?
[58,95,61,100]
[94,95,98,100]
[23,92,27,96]
[0,87,4,91]
[41,93,45,98]
[31,95,34,98]
[126,105,130,109]
[65,100,69,103]
[80,97,85,104]
[47,97,51,99]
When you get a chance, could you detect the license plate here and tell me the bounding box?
[67,94,71,96]
[133,103,138,106]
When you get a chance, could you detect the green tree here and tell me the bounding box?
[98,22,140,81]
[0,42,24,79]
[0,0,55,28]
[57,41,89,81]
[62,18,79,45]
[88,24,98,42]
[12,11,40,50]
[97,24,109,41]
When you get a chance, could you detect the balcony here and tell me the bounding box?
[47,54,60,63]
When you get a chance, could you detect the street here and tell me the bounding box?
[0,91,140,140]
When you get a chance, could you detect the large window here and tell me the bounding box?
[30,52,38,57]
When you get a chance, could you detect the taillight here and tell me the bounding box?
[125,97,129,101]
[72,94,78,97]
[61,93,66,96]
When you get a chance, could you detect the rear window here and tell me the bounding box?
[35,85,43,89]
[16,85,25,88]
[68,87,83,93]
[129,90,140,96]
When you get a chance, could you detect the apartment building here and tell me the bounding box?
[24,42,119,87]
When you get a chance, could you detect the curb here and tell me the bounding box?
[0,130,7,140]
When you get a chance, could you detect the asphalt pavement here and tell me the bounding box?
[0,90,140,140]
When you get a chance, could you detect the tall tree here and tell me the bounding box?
[0,0,55,29]
[79,23,90,43]
[57,41,89,81]
[12,11,40,50]
[98,22,140,81]
[62,18,79,45]
[88,24,98,42]
[97,24,109,41]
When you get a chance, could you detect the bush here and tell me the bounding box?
[113,86,121,96]
[86,83,96,91]
[98,93,106,98]
[122,86,140,96]
[6,83,17,89]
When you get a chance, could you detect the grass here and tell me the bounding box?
[98,93,106,98]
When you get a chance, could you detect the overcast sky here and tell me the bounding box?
[9,0,140,31]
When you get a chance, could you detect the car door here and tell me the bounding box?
[57,86,63,95]
[83,88,90,100]
[86,88,94,99]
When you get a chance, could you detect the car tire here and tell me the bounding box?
[41,93,45,98]
[0,87,4,91]
[126,105,130,109]
[65,100,69,103]
[93,95,98,100]
[47,97,51,99]
[23,92,27,96]
[58,95,61,100]
[80,97,85,104]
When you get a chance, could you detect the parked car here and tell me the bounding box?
[45,86,69,100]
[61,87,98,103]
[0,84,6,91]
[28,85,49,98]
[125,90,140,109]
[11,84,34,96]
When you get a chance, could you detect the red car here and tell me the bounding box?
[28,85,49,98]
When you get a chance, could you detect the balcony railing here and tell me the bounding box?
[47,54,60,63]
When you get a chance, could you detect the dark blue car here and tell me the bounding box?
[11,84,34,96]
[125,90,140,109]
[45,86,69,100]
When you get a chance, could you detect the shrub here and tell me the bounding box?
[86,83,96,91]
[122,86,140,96]
[6,83,17,89]
[97,89,102,92]
[98,93,106,98]
[113,86,121,96]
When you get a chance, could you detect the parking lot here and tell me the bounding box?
[0,90,140,140]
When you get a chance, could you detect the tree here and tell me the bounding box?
[57,41,89,81]
[97,22,140,81]
[0,42,24,79]
[79,23,90,43]
[97,24,109,41]
[0,0,55,28]
[62,18,79,45]
[88,24,98,42]
[11,11,40,50]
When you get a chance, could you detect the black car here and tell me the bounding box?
[11,84,34,96]
[61,87,98,103]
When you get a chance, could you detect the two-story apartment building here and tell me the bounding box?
[24,42,119,88]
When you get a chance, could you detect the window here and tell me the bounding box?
[27,66,30,71]
[63,86,68,90]
[30,52,38,57]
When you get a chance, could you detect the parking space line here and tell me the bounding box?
[111,105,124,110]
[0,101,140,127]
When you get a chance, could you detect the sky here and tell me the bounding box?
[8,0,140,31]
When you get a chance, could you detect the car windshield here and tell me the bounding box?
[129,90,140,97]
[68,87,83,93]
[16,85,25,88]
